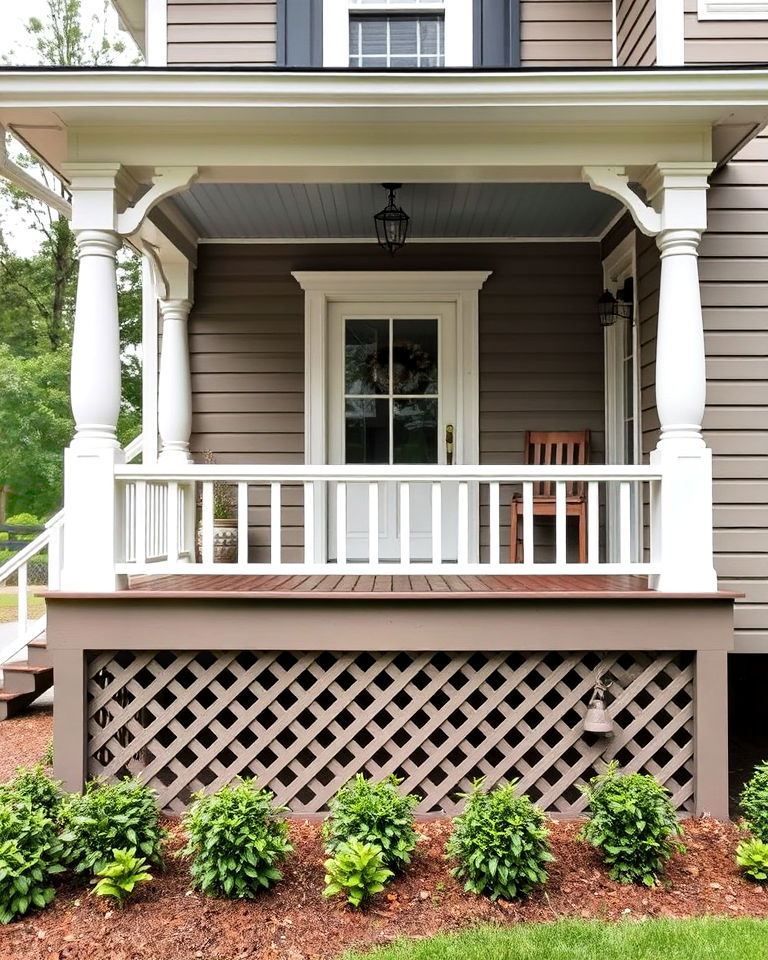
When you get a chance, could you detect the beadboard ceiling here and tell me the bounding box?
[170,182,622,241]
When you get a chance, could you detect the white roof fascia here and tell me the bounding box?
[111,0,146,56]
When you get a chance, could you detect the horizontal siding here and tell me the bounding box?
[167,0,277,65]
[190,242,605,563]
[616,0,656,66]
[684,0,768,63]
[701,131,768,645]
[520,0,613,66]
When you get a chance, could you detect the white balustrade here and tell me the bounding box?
[114,463,663,578]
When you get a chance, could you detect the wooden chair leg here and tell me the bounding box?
[510,505,519,563]
[578,504,587,564]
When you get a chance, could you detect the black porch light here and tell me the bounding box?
[374,183,410,255]
[598,277,634,327]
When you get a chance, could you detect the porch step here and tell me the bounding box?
[1,662,54,697]
[0,688,47,721]
[27,636,51,669]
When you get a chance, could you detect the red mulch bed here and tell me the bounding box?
[0,704,52,780]
[2,709,768,960]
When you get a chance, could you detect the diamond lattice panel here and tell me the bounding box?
[86,650,694,815]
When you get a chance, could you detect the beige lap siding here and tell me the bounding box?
[520,0,613,66]
[188,242,606,564]
[167,0,277,65]
[616,0,656,66]
[684,0,768,63]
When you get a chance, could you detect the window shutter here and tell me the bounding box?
[277,0,324,67]
[473,0,520,67]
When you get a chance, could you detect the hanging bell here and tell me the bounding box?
[583,684,614,736]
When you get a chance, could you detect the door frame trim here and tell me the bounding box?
[293,270,491,560]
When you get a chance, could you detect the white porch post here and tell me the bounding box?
[646,164,718,592]
[61,164,125,591]
[158,298,193,463]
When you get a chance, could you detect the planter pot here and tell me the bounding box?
[196,518,238,563]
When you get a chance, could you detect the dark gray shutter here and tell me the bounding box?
[277,0,324,67]
[473,0,521,67]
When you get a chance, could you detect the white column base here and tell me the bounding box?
[158,444,192,464]
[61,445,126,592]
[650,442,718,593]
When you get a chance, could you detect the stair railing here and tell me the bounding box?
[0,434,143,667]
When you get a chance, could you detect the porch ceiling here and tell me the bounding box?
[170,182,622,240]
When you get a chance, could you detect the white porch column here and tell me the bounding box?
[646,165,718,592]
[158,298,193,463]
[61,165,126,591]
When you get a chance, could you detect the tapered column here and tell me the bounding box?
[646,165,717,592]
[158,298,193,463]
[70,230,122,449]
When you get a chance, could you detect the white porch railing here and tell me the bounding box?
[114,464,662,577]
[0,434,144,667]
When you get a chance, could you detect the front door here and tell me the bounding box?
[328,301,458,562]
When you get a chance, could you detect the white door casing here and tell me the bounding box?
[293,271,490,563]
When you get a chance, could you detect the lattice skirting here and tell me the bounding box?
[86,649,695,815]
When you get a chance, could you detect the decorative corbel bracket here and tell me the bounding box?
[140,241,170,300]
[582,166,661,237]
[117,166,198,237]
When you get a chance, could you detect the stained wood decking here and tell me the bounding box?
[122,573,727,600]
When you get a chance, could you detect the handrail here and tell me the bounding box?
[0,433,143,670]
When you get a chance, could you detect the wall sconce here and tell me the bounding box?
[598,277,634,327]
[583,671,615,736]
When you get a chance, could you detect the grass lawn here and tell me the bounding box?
[0,591,45,624]
[339,918,768,960]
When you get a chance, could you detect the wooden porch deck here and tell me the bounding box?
[124,573,714,600]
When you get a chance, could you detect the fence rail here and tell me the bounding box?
[115,463,662,577]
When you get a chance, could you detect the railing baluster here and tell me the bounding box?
[458,481,469,565]
[135,480,147,566]
[399,482,410,565]
[588,481,599,566]
[431,482,442,564]
[620,480,632,565]
[237,482,249,565]
[271,482,282,566]
[16,562,27,643]
[368,482,379,564]
[167,481,179,564]
[304,482,315,565]
[522,481,534,564]
[336,482,347,566]
[489,482,500,565]
[555,480,566,565]
[201,481,214,565]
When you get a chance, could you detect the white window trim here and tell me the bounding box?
[656,0,685,66]
[698,0,768,18]
[323,0,474,68]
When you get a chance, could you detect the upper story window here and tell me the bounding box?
[323,0,472,68]
[697,0,768,16]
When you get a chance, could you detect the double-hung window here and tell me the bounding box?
[323,0,473,68]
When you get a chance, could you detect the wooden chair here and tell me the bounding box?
[510,430,590,564]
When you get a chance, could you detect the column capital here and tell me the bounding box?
[74,229,122,259]
[159,298,193,323]
[642,162,716,234]
[62,163,139,233]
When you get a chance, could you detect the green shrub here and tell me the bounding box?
[579,761,684,886]
[323,840,393,908]
[180,777,292,899]
[323,774,420,872]
[736,838,768,883]
[41,740,54,767]
[60,777,164,875]
[0,766,63,821]
[446,778,554,901]
[0,800,65,924]
[740,761,768,843]
[93,848,153,905]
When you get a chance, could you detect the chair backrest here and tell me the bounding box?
[523,430,590,497]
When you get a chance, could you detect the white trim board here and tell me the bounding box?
[656,0,685,66]
[698,1,768,17]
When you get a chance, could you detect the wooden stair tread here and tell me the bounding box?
[2,661,53,675]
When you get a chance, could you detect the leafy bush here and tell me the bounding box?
[181,777,292,899]
[740,761,768,843]
[323,840,393,908]
[736,838,768,883]
[0,799,65,924]
[0,766,63,821]
[93,848,153,905]
[60,777,164,875]
[446,779,554,901]
[579,762,684,886]
[323,774,420,872]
